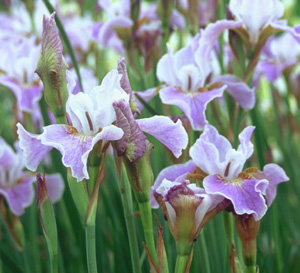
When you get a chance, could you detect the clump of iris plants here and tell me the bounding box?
[0,0,299,273]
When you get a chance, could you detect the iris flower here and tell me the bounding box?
[0,138,64,216]
[151,125,288,220]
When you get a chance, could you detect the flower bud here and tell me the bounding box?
[35,13,68,120]
[155,180,218,255]
[36,173,58,260]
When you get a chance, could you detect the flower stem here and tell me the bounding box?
[245,265,256,273]
[85,225,98,273]
[138,201,158,266]
[223,212,234,244]
[50,253,58,273]
[199,232,211,273]
[120,164,141,273]
[174,254,191,273]
[20,251,31,273]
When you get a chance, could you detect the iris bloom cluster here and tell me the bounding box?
[0,0,297,272]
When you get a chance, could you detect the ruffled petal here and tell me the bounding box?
[17,123,52,172]
[215,75,255,109]
[151,160,197,208]
[195,20,243,77]
[136,115,188,158]
[40,124,123,181]
[0,175,35,216]
[203,174,269,220]
[98,17,133,48]
[237,126,255,160]
[269,22,300,44]
[190,124,232,175]
[159,86,225,130]
[255,164,289,206]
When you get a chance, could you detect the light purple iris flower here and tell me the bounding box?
[255,31,300,82]
[229,0,300,46]
[0,35,43,126]
[94,0,185,54]
[17,69,127,182]
[190,125,289,220]
[113,58,188,161]
[0,138,64,216]
[94,0,132,53]
[156,20,255,130]
[151,125,288,220]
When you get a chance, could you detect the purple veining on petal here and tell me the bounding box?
[254,163,289,206]
[41,12,63,72]
[151,160,197,208]
[40,124,123,181]
[203,174,269,220]
[160,86,226,131]
[190,124,256,180]
[17,123,52,172]
[135,115,188,158]
[117,57,133,97]
[190,124,232,175]
[113,99,147,161]
[0,175,36,216]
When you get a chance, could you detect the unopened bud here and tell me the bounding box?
[35,12,68,120]
[36,173,58,258]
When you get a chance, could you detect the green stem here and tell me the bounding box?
[85,225,98,273]
[175,254,190,273]
[138,201,158,266]
[30,13,36,33]
[50,254,58,273]
[223,212,234,244]
[245,265,256,273]
[199,232,210,273]
[20,251,31,273]
[28,204,41,273]
[120,164,141,273]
